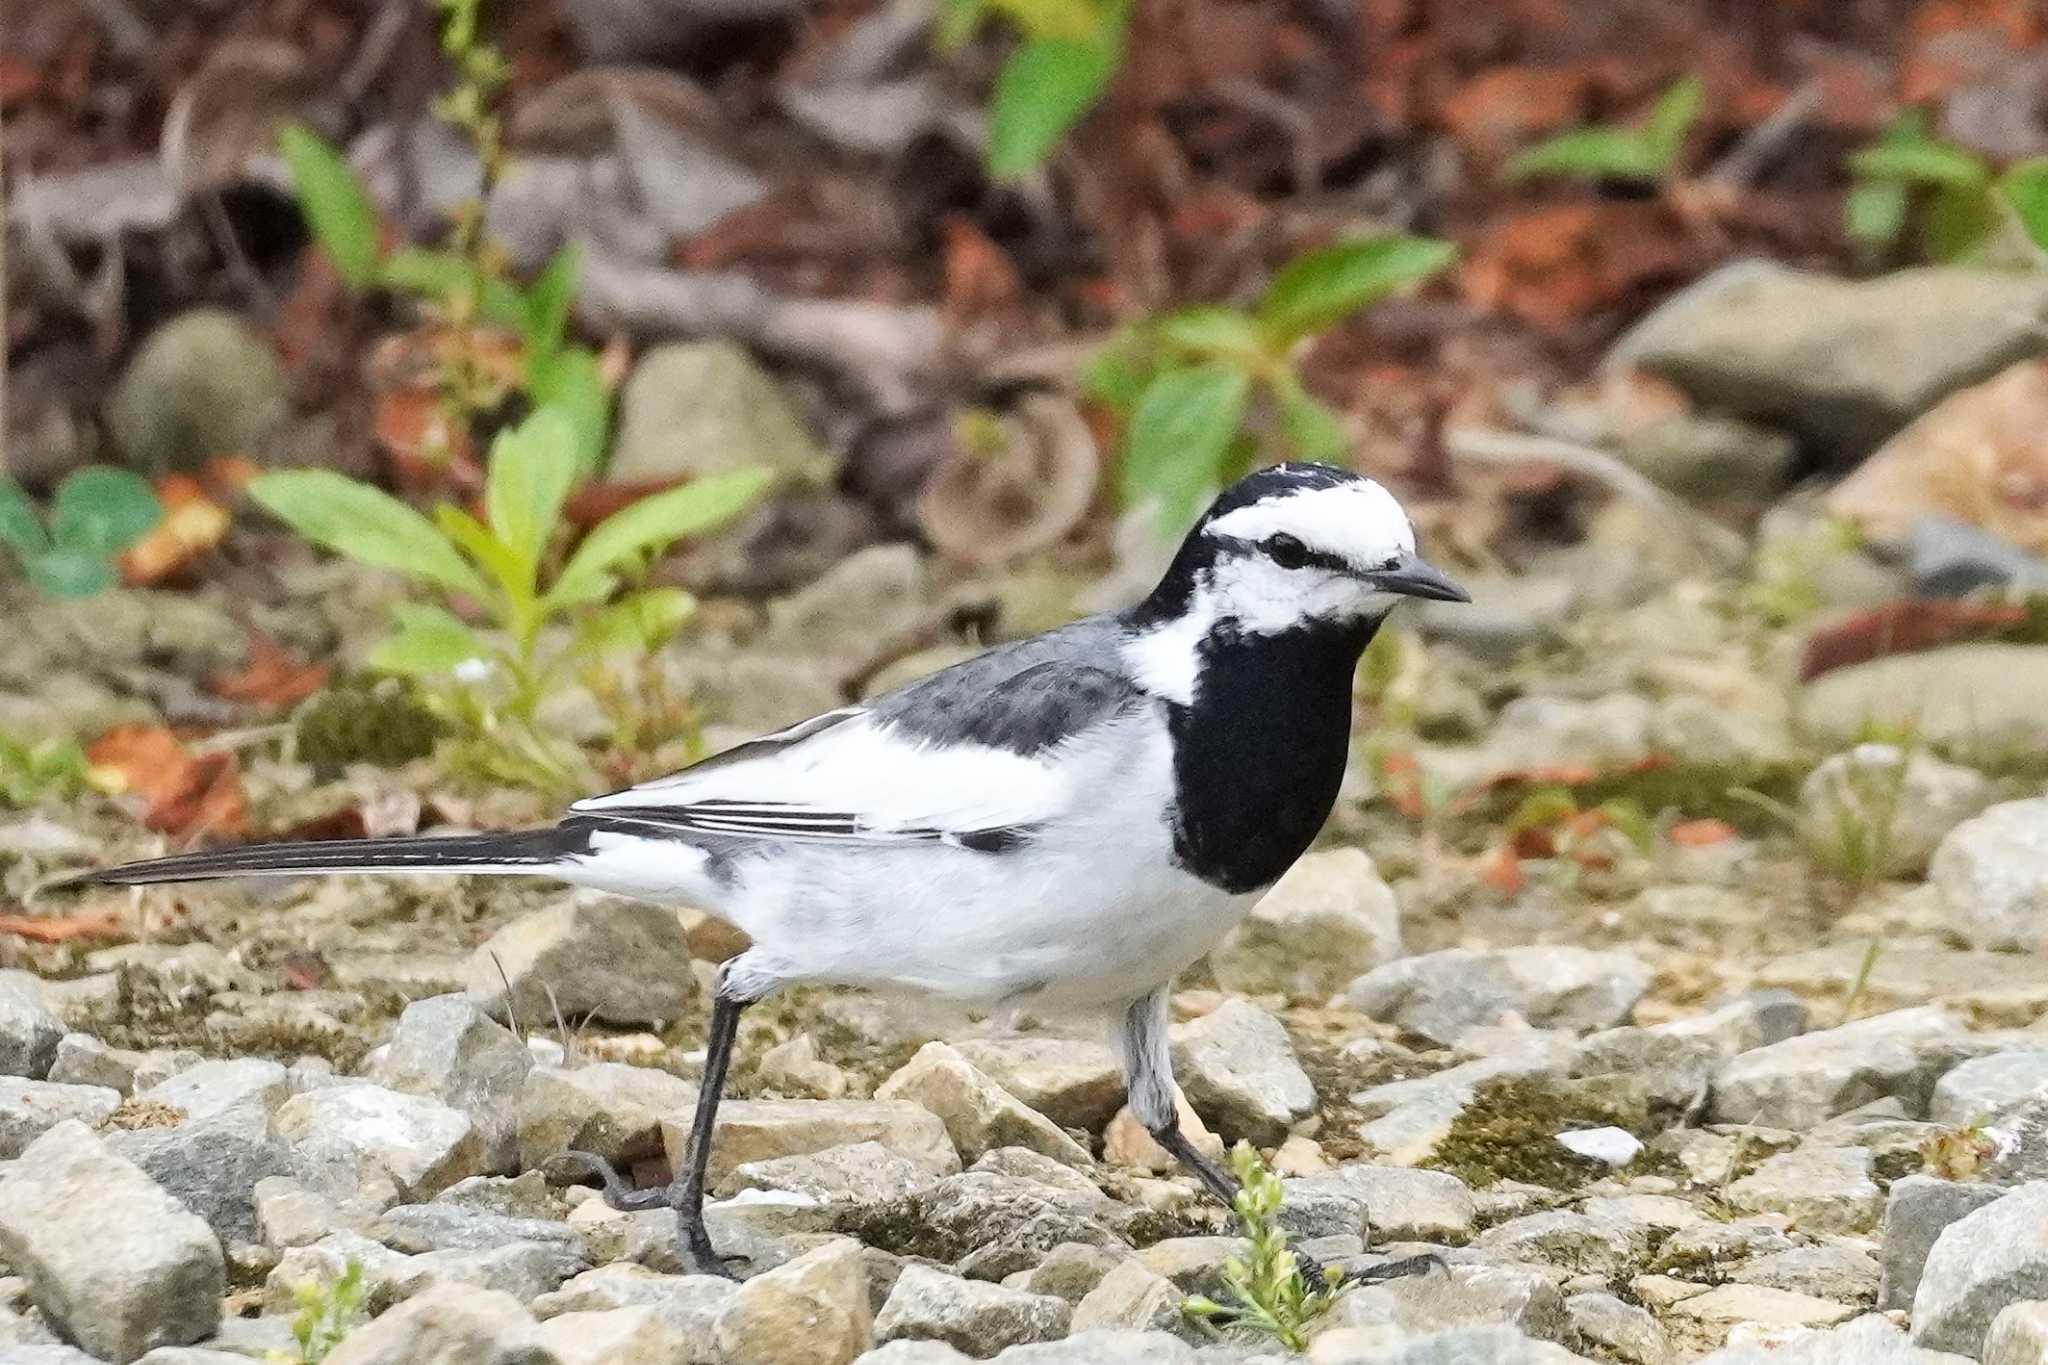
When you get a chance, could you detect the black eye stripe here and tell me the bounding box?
[1212,533,1351,574]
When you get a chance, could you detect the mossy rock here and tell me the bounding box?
[294,676,445,775]
[105,310,287,472]
[1426,1078,1640,1191]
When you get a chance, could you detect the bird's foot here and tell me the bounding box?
[1296,1249,1445,1291]
[550,1150,667,1213]
[678,1206,740,1281]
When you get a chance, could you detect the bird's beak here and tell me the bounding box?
[1367,551,1471,603]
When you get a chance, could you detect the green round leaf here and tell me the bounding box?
[1119,363,1252,531]
[25,550,117,599]
[1256,235,1458,349]
[987,37,1118,178]
[49,467,162,557]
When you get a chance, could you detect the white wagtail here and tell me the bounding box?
[78,461,1467,1281]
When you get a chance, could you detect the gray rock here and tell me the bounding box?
[1654,1214,1793,1276]
[1130,1237,1243,1298]
[1170,999,1316,1146]
[1209,849,1402,999]
[1006,1243,1127,1305]
[1570,1026,1719,1126]
[1069,1260,1203,1342]
[1474,1210,1649,1277]
[368,995,534,1172]
[1564,1290,1666,1364]
[1933,1051,2048,1126]
[1988,1301,2048,1365]
[263,1231,419,1314]
[0,1121,224,1363]
[373,1202,581,1257]
[1349,1033,1575,1164]
[0,1077,121,1157]
[714,1239,874,1365]
[679,1098,960,1197]
[320,1282,553,1365]
[1882,1174,2008,1311]
[1726,1145,1882,1234]
[1614,263,2048,462]
[1308,1324,1595,1364]
[1661,990,1810,1055]
[1709,1006,1966,1128]
[1283,1166,1475,1245]
[1318,1262,1568,1344]
[874,1264,1071,1357]
[0,1350,104,1365]
[464,894,694,1028]
[609,341,829,485]
[1932,798,2048,950]
[517,1062,697,1170]
[104,310,287,473]
[1801,647,2048,767]
[1799,745,1992,879]
[876,1044,1091,1169]
[1347,947,1651,1046]
[1758,942,2048,1022]
[0,976,63,1080]
[858,1343,975,1365]
[1985,1092,2048,1184]
[967,1149,1101,1200]
[761,545,929,658]
[733,1141,944,1203]
[1735,1241,1881,1303]
[1914,1181,2048,1354]
[533,1303,708,1365]
[1700,1311,1976,1363]
[253,1176,344,1249]
[1414,574,1578,661]
[1619,408,1798,499]
[950,1039,1124,1134]
[108,1108,294,1248]
[410,1240,589,1302]
[45,1034,148,1091]
[837,1173,1125,1281]
[137,1058,288,1121]
[271,1084,485,1204]
[983,1330,1199,1363]
[531,1264,736,1324]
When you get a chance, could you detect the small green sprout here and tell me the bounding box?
[1181,1141,1340,1351]
[1844,110,2048,267]
[1505,76,1704,185]
[267,1258,368,1363]
[0,468,162,598]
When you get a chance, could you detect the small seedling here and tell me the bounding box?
[1182,1142,1340,1351]
[0,733,90,809]
[1506,76,1704,185]
[1087,234,1457,530]
[938,0,1132,176]
[248,405,769,795]
[1921,1119,1997,1181]
[266,1257,368,1363]
[1844,110,2048,267]
[0,468,163,598]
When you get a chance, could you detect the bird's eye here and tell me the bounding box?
[1262,533,1309,569]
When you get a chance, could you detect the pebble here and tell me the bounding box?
[1169,998,1317,1145]
[1565,1290,1666,1363]
[951,1039,1124,1134]
[1734,1242,1880,1303]
[838,1172,1127,1281]
[1307,1323,1596,1364]
[1697,1310,1976,1363]
[0,1077,122,1157]
[1474,1210,1649,1277]
[1068,1260,1202,1342]
[464,894,695,1028]
[1670,1283,1857,1329]
[1726,1145,1882,1233]
[271,1083,486,1205]
[1988,1301,2048,1365]
[1880,1174,2008,1311]
[104,309,287,473]
[1346,946,1652,1046]
[0,974,64,1079]
[367,994,534,1172]
[874,1264,1072,1357]
[1798,745,1992,879]
[1005,1243,1127,1305]
[517,1061,698,1170]
[321,1282,552,1365]
[714,1238,874,1365]
[1319,1262,1567,1343]
[678,1098,961,1196]
[110,1107,295,1249]
[1283,1165,1476,1245]
[1709,1006,1966,1129]
[0,1120,224,1363]
[1931,798,2048,950]
[1912,1181,2048,1355]
[1208,849,1403,999]
[136,1057,288,1121]
[609,340,830,485]
[876,1043,1092,1169]
[45,1034,150,1092]
[533,1303,701,1364]
[758,1033,851,1100]
[732,1141,944,1203]
[1931,1051,2048,1126]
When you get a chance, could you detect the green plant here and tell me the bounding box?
[268,1258,368,1363]
[1505,76,1704,185]
[248,405,769,795]
[938,0,1132,176]
[0,733,89,808]
[1087,234,1457,528]
[0,467,162,598]
[1844,110,2048,267]
[1181,1142,1340,1351]
[276,1,608,471]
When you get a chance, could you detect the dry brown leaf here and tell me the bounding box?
[86,726,246,841]
[206,634,331,707]
[0,908,128,943]
[121,475,232,587]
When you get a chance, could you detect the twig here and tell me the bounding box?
[1444,427,1747,569]
[1704,80,1823,190]
[542,980,573,1063]
[488,950,524,1044]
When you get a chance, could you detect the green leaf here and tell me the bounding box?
[1082,332,1153,417]
[368,602,490,676]
[1923,182,2006,263]
[1273,377,1350,462]
[522,244,581,376]
[550,468,773,608]
[248,470,488,601]
[1847,138,1992,190]
[379,248,526,326]
[1505,127,1665,183]
[1153,306,1265,359]
[485,406,580,580]
[25,550,116,598]
[2002,159,2048,251]
[570,587,698,658]
[1119,363,1252,529]
[434,504,527,608]
[526,346,611,476]
[1843,179,1909,255]
[987,37,1118,178]
[278,125,381,288]
[0,480,47,557]
[49,467,161,557]
[1642,75,1705,164]
[1256,235,1458,348]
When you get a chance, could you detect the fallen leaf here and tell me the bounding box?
[1478,843,1527,896]
[1669,818,1738,847]
[1799,599,2028,681]
[86,726,246,841]
[0,908,128,943]
[121,475,232,586]
[206,634,330,707]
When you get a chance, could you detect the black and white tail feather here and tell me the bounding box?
[66,826,590,886]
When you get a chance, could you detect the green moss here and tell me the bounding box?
[294,675,445,775]
[1424,1079,1633,1191]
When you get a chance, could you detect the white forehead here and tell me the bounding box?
[1203,479,1416,562]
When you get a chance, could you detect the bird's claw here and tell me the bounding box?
[550,1150,668,1212]
[1297,1249,1445,1291]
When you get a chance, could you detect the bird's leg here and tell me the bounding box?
[560,977,752,1278]
[1112,987,1439,1291]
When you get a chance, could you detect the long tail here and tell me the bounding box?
[66,827,592,887]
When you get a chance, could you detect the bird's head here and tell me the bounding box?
[1135,463,1468,636]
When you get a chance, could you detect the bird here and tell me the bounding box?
[74,461,1468,1284]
